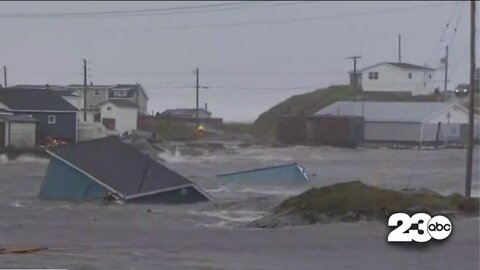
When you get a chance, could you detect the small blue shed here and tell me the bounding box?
[39,136,211,204]
[216,163,310,185]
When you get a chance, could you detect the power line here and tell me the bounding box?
[425,2,465,66]
[92,2,456,31]
[0,2,314,19]
[448,3,466,48]
[0,2,262,18]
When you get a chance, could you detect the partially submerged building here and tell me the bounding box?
[0,113,37,148]
[216,163,310,185]
[39,136,211,203]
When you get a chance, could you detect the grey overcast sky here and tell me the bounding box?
[0,1,477,122]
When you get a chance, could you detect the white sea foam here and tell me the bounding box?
[189,210,266,223]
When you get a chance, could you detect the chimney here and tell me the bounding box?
[90,81,93,86]
[205,102,208,111]
[46,84,50,90]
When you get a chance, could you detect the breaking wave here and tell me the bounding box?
[238,188,303,196]
[189,210,266,223]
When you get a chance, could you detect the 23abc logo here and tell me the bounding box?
[387,213,452,243]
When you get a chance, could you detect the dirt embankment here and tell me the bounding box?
[249,181,479,228]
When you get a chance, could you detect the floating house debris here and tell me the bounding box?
[216,162,310,185]
[39,136,211,204]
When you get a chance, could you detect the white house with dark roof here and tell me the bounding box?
[99,100,138,135]
[349,62,438,96]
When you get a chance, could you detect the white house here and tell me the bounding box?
[350,62,438,96]
[314,101,480,144]
[99,100,138,135]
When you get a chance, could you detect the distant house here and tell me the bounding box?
[314,101,480,144]
[0,88,78,143]
[64,83,148,116]
[39,136,211,203]
[0,112,37,148]
[98,100,138,134]
[350,62,437,96]
[160,108,212,119]
[109,84,148,115]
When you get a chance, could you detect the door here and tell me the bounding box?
[102,118,116,131]
[0,122,5,147]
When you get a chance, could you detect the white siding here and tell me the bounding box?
[427,105,480,124]
[100,103,138,134]
[359,64,437,95]
[9,122,36,147]
[63,96,81,110]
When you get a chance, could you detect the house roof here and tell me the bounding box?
[98,99,139,108]
[54,89,79,97]
[0,114,37,123]
[351,62,436,73]
[109,84,149,100]
[0,88,78,112]
[11,84,67,90]
[385,62,436,71]
[45,136,210,200]
[314,101,457,123]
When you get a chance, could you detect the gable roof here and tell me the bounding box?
[109,84,149,100]
[45,136,210,201]
[385,62,436,71]
[351,62,436,73]
[0,88,78,112]
[314,101,455,123]
[11,84,67,91]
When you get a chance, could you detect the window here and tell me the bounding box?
[368,72,378,80]
[48,115,56,124]
[94,89,99,96]
[113,91,128,97]
[107,106,112,111]
[429,74,432,79]
[408,73,413,79]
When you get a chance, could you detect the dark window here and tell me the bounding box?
[94,89,99,96]
[368,72,378,80]
[429,74,432,79]
[408,73,413,79]
[107,106,112,111]
[48,115,56,124]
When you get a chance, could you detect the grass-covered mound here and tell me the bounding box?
[249,181,479,228]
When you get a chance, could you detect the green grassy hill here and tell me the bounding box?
[252,85,353,140]
[251,84,443,141]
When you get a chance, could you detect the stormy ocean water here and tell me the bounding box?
[0,146,479,270]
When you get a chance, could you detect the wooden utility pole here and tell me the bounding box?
[83,59,87,122]
[465,0,475,197]
[195,68,199,120]
[398,34,402,63]
[3,66,7,88]
[443,46,449,101]
[347,56,362,100]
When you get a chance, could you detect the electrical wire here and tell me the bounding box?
[91,2,457,31]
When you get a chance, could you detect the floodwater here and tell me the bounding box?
[0,146,479,270]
